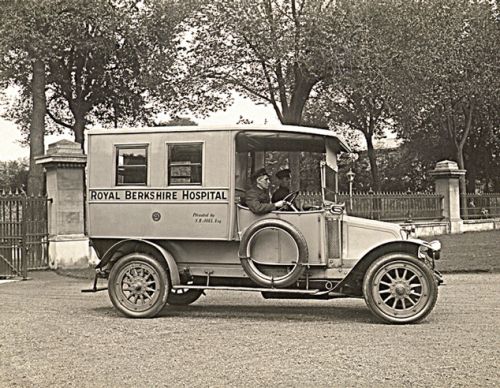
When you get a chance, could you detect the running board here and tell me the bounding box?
[172,285,322,294]
[81,287,108,293]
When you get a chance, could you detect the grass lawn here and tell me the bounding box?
[433,229,500,273]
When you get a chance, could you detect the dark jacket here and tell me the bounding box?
[242,185,275,214]
[271,186,290,202]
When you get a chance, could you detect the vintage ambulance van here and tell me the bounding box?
[85,125,442,324]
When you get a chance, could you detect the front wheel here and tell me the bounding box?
[108,252,169,318]
[362,253,438,324]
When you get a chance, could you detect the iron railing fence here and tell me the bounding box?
[0,192,48,278]
[461,193,500,220]
[296,191,443,222]
[338,192,444,222]
[0,192,24,278]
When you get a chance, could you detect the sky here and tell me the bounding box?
[0,92,399,161]
[0,95,280,161]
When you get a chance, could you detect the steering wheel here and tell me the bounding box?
[279,190,300,212]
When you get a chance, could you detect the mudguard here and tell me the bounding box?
[331,239,440,297]
[96,239,180,286]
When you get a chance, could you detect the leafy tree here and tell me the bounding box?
[0,159,29,193]
[40,0,192,148]
[155,117,198,126]
[1,0,196,193]
[463,105,500,192]
[307,0,499,195]
[0,1,54,195]
[338,146,438,194]
[2,0,196,147]
[173,0,347,123]
[171,0,354,187]
[305,0,403,191]
[392,0,500,197]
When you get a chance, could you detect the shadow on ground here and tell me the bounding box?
[92,300,376,324]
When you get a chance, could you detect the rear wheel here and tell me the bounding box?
[108,252,169,318]
[363,253,438,324]
[167,288,203,306]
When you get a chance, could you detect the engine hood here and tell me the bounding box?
[342,215,402,261]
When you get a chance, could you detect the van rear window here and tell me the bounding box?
[116,146,148,186]
[168,143,202,185]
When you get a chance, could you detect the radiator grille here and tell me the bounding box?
[325,216,341,260]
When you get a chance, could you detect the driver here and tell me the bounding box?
[272,169,291,202]
[242,168,285,214]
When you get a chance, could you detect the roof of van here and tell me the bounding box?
[87,124,351,152]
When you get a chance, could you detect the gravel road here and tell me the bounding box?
[0,272,498,387]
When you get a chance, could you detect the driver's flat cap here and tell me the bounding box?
[276,169,291,179]
[252,168,270,181]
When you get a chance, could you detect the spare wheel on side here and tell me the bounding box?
[238,218,309,288]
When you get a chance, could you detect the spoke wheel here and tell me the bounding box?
[363,253,438,324]
[167,288,203,306]
[108,253,169,318]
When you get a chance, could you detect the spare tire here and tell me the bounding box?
[239,219,308,288]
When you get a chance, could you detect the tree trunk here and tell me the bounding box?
[27,59,46,196]
[72,110,86,150]
[365,135,380,192]
[466,161,476,193]
[271,75,317,192]
[493,178,500,193]
[282,106,304,192]
[286,77,315,124]
[71,108,87,233]
[456,145,467,213]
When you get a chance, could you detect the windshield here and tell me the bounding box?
[321,137,340,203]
[321,162,338,203]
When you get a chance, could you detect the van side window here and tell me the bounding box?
[116,146,148,186]
[168,143,202,186]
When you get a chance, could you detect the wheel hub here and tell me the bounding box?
[394,283,408,297]
[130,277,147,295]
[133,282,143,292]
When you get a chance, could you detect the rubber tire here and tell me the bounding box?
[108,252,169,318]
[362,252,438,324]
[239,219,308,288]
[167,289,203,306]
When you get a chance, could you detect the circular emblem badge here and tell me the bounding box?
[152,212,161,222]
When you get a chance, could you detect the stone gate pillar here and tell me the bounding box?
[36,140,89,268]
[430,160,466,234]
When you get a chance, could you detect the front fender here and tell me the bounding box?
[332,240,440,297]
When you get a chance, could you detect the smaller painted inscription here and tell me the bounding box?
[192,212,222,224]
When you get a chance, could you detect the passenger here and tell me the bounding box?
[272,168,291,202]
[242,168,285,214]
